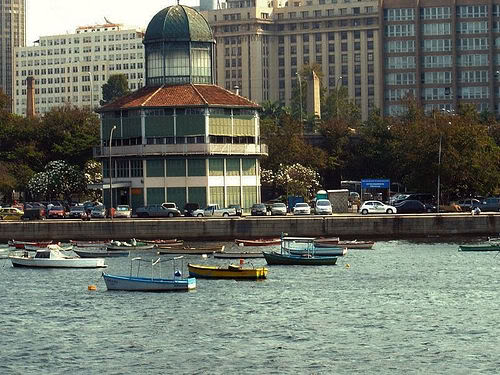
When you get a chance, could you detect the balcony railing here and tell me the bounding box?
[93,143,268,158]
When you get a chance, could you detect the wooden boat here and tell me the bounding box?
[157,245,225,255]
[70,240,110,248]
[263,251,338,265]
[213,252,264,259]
[138,239,183,245]
[74,249,129,258]
[458,244,500,252]
[24,243,73,251]
[8,240,53,249]
[106,239,155,251]
[9,247,107,268]
[155,241,185,249]
[315,239,375,249]
[187,263,268,280]
[312,237,340,245]
[287,247,347,257]
[103,257,195,292]
[234,238,281,246]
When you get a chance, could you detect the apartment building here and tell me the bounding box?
[0,0,25,111]
[13,23,145,116]
[201,0,381,120]
[382,0,500,116]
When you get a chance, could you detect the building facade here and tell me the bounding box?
[13,23,145,116]
[381,0,500,117]
[95,5,266,213]
[0,0,25,111]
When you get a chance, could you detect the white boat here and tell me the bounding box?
[24,243,74,251]
[283,237,347,256]
[9,248,107,268]
[106,239,155,251]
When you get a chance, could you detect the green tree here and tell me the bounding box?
[101,74,131,105]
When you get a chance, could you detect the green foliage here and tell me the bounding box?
[101,74,131,105]
[261,163,321,200]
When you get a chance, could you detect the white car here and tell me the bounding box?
[293,202,311,215]
[271,202,287,216]
[360,201,397,215]
[114,205,132,218]
[315,199,332,215]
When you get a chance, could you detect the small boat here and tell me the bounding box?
[9,247,107,268]
[458,244,500,252]
[103,257,195,292]
[106,239,155,251]
[187,263,268,280]
[154,241,186,249]
[312,237,340,245]
[315,239,375,249]
[235,238,281,246]
[138,239,180,245]
[8,240,53,249]
[213,252,264,259]
[157,245,225,255]
[24,243,74,251]
[70,240,111,248]
[74,249,129,258]
[287,247,347,257]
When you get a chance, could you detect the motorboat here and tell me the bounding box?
[234,238,281,246]
[157,245,225,255]
[74,249,129,258]
[9,247,107,268]
[187,263,268,280]
[106,239,155,251]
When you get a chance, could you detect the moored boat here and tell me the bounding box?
[74,249,129,258]
[263,251,338,265]
[24,243,74,251]
[8,240,53,249]
[458,243,500,252]
[287,247,347,257]
[234,238,281,246]
[70,240,111,248]
[103,256,195,292]
[187,263,268,279]
[157,245,225,255]
[213,252,264,259]
[106,239,155,251]
[315,239,375,249]
[9,248,107,268]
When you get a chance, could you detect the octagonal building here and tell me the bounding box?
[96,5,266,213]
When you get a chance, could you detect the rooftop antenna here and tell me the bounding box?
[104,17,112,24]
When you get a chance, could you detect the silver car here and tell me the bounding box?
[293,203,311,215]
[271,202,287,216]
[315,199,332,215]
[114,205,132,218]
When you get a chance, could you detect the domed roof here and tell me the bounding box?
[144,5,214,43]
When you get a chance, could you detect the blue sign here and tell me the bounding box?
[361,179,390,189]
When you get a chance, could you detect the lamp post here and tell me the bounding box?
[335,76,343,120]
[109,125,117,220]
[296,72,303,124]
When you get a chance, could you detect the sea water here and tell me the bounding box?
[0,239,499,374]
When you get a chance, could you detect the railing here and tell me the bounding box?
[93,143,268,158]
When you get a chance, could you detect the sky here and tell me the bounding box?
[26,0,199,45]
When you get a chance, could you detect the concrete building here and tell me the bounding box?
[0,0,25,111]
[95,5,266,213]
[13,23,145,116]
[381,0,500,117]
[201,0,381,120]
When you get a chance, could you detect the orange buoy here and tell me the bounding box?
[88,285,97,291]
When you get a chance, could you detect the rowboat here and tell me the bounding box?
[263,251,338,266]
[155,241,185,249]
[24,243,74,251]
[103,257,195,292]
[74,249,129,258]
[458,244,500,252]
[8,240,53,249]
[70,240,110,248]
[106,239,155,251]
[213,252,264,259]
[315,239,375,249]
[157,245,225,255]
[138,238,180,244]
[187,263,268,280]
[9,247,107,268]
[235,238,281,246]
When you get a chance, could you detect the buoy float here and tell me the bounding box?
[345,264,350,269]
[88,285,97,291]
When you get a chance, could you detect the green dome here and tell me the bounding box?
[144,5,214,43]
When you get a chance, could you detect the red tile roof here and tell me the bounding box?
[99,84,260,111]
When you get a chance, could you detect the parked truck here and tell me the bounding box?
[193,204,237,217]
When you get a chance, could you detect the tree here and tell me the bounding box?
[101,74,131,105]
[261,163,321,200]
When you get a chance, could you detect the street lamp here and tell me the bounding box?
[109,125,117,220]
[296,72,303,124]
[335,76,343,120]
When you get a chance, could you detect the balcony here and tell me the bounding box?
[94,143,268,158]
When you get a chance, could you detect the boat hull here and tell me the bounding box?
[287,247,347,256]
[458,244,500,251]
[10,256,107,268]
[314,240,374,249]
[103,273,196,292]
[74,250,129,258]
[263,251,338,266]
[187,264,268,279]
[213,252,264,259]
[235,239,281,246]
[158,245,225,255]
[106,244,155,251]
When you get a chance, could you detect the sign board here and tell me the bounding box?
[361,179,390,189]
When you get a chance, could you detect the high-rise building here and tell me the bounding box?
[13,23,145,116]
[381,0,500,117]
[0,0,25,111]
[201,0,381,120]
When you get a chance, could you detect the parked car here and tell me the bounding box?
[21,207,46,221]
[393,200,429,214]
[457,199,481,211]
[393,193,435,205]
[137,204,181,218]
[68,205,86,219]
[47,205,66,219]
[315,199,333,215]
[228,204,243,217]
[251,203,267,216]
[184,203,200,217]
[293,202,311,215]
[114,205,132,218]
[161,202,182,217]
[473,197,500,212]
[0,207,24,221]
[203,204,237,217]
[90,205,106,218]
[271,202,287,216]
[360,201,397,215]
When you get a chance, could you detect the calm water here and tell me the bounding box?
[1,239,499,375]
